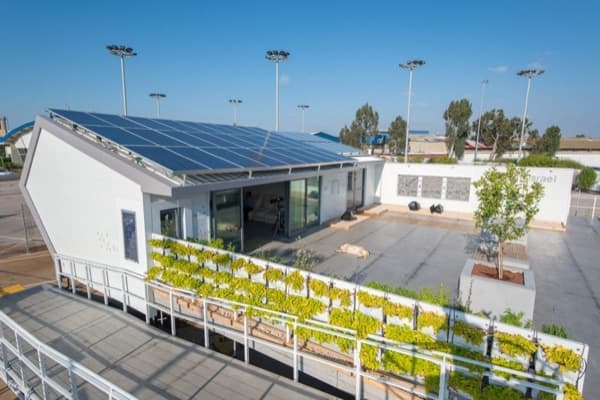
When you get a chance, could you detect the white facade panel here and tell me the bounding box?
[25,129,148,301]
[320,171,347,222]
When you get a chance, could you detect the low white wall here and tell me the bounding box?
[364,162,383,206]
[378,161,574,225]
[320,170,347,222]
[556,152,600,168]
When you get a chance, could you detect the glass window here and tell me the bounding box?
[289,179,306,232]
[306,176,320,227]
[213,189,241,251]
[160,208,182,238]
[121,211,138,262]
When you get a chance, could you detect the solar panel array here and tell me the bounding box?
[276,131,365,156]
[49,109,351,174]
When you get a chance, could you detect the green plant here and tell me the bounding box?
[230,258,246,273]
[564,383,583,400]
[366,282,451,307]
[329,309,380,339]
[330,287,351,307]
[417,312,447,334]
[542,345,582,372]
[541,324,568,339]
[481,384,525,400]
[295,249,316,271]
[448,372,482,399]
[576,167,597,190]
[517,154,585,169]
[453,321,485,346]
[360,344,381,370]
[491,357,527,380]
[384,324,435,346]
[499,309,526,327]
[212,252,231,267]
[264,268,284,283]
[243,261,264,277]
[285,270,306,292]
[357,291,386,308]
[429,156,458,164]
[309,279,329,297]
[495,332,537,358]
[473,165,544,279]
[383,301,413,320]
[382,350,439,382]
[145,266,163,281]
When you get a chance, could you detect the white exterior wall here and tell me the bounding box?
[364,162,383,206]
[378,162,574,225]
[556,152,600,168]
[320,171,348,222]
[25,129,148,310]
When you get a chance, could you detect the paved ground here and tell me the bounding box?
[259,213,600,398]
[0,286,334,400]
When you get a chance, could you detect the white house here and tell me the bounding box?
[20,110,384,280]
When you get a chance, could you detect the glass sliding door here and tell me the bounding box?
[306,177,320,227]
[212,189,242,251]
[289,179,306,232]
[289,177,321,234]
[346,169,365,210]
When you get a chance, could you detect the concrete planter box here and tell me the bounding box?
[458,259,536,321]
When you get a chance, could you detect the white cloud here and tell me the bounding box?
[488,65,508,73]
[279,74,290,86]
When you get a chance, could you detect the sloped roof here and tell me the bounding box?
[0,120,34,145]
[560,137,600,151]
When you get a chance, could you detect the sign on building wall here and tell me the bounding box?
[397,175,419,196]
[446,177,471,201]
[121,210,138,262]
[421,176,443,199]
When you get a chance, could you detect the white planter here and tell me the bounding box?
[458,259,536,321]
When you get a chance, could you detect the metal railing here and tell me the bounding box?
[570,191,599,218]
[52,253,566,400]
[0,310,137,400]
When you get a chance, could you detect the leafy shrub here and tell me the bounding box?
[417,312,447,334]
[383,301,413,320]
[453,321,485,346]
[366,282,451,307]
[517,154,585,169]
[264,268,284,282]
[284,270,305,291]
[385,324,435,346]
[309,278,329,297]
[330,287,351,307]
[499,309,531,328]
[295,249,316,271]
[541,324,568,339]
[576,167,597,190]
[357,291,386,308]
[495,332,537,357]
[542,345,582,372]
[428,156,458,164]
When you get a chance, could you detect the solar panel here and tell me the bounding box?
[49,109,354,174]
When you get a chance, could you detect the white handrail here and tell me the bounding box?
[0,311,137,400]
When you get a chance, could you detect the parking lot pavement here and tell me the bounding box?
[260,213,600,398]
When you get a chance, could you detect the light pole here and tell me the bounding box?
[399,60,425,163]
[474,79,489,162]
[229,99,242,126]
[106,45,137,116]
[149,93,166,118]
[517,69,544,159]
[265,50,290,132]
[297,104,309,132]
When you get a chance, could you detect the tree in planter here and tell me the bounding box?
[473,164,544,279]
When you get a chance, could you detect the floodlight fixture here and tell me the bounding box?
[149,93,166,118]
[265,50,290,131]
[517,69,544,158]
[399,59,425,163]
[106,44,137,116]
[228,99,243,126]
[297,104,310,132]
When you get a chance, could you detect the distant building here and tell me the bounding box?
[556,137,600,168]
[1,120,35,166]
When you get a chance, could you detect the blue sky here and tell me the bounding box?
[2,1,599,136]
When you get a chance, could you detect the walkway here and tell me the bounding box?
[0,285,334,400]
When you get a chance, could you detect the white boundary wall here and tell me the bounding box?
[378,162,574,225]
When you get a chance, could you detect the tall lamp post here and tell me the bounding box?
[517,69,544,159]
[297,104,309,132]
[399,60,425,163]
[265,50,290,132]
[106,45,137,116]
[149,93,166,118]
[474,79,489,161]
[229,99,242,126]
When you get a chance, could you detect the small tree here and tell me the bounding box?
[576,167,597,191]
[473,165,544,279]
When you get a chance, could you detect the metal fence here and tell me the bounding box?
[569,191,599,218]
[51,253,566,400]
[0,311,137,400]
[0,201,44,255]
